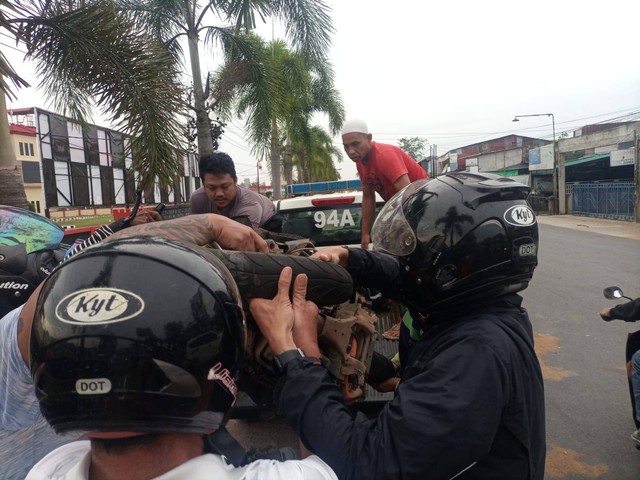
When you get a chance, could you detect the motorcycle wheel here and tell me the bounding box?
[210,250,354,308]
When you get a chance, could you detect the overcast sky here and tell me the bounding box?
[5,0,640,185]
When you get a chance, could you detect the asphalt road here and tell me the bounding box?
[524,220,640,479]
[227,218,640,479]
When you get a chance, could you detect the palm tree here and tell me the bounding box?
[211,36,343,198]
[1,0,35,209]
[122,0,334,165]
[0,0,186,207]
[292,125,342,183]
[281,61,344,187]
[0,91,28,208]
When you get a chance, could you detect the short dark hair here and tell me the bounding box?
[198,152,237,181]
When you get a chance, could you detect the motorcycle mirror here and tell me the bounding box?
[123,190,143,225]
[603,286,632,301]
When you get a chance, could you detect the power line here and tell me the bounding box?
[218,133,250,152]
[0,31,20,41]
[0,41,26,54]
[362,108,640,152]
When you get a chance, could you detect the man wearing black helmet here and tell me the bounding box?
[23,236,336,479]
[251,172,545,480]
[0,214,295,479]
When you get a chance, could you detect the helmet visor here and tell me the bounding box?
[0,206,64,254]
[371,179,429,256]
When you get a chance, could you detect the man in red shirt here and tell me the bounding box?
[341,119,428,249]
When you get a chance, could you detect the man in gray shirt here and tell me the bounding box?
[191,152,282,231]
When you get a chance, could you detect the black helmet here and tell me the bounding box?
[30,237,245,437]
[371,172,538,315]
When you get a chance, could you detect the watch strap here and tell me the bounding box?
[274,348,305,375]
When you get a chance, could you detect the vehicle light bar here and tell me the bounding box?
[312,196,355,206]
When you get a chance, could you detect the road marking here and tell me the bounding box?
[534,332,577,381]
[535,335,609,477]
[545,444,608,478]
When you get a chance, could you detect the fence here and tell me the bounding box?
[161,204,191,220]
[112,204,190,221]
[566,182,635,221]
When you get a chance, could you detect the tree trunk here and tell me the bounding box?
[0,91,28,208]
[300,151,310,183]
[283,139,293,186]
[270,119,281,200]
[187,32,214,156]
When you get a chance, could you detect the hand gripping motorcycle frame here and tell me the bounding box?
[207,241,382,410]
[317,297,377,399]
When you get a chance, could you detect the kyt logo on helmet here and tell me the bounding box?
[55,288,144,325]
[504,205,536,226]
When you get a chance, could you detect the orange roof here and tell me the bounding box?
[9,124,36,136]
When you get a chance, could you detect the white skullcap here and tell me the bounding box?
[340,118,369,136]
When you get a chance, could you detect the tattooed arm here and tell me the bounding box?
[107,214,269,253]
[15,215,266,363]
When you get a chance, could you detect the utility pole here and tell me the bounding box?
[512,113,558,214]
[635,130,639,223]
[257,157,261,194]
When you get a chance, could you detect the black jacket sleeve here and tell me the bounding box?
[610,298,640,322]
[346,248,401,299]
[276,334,511,480]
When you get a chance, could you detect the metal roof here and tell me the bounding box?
[492,162,530,172]
[564,153,609,167]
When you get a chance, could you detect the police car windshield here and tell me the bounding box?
[280,204,382,247]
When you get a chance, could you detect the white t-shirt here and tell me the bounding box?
[27,441,338,480]
[0,306,70,479]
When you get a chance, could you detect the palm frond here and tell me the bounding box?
[0,0,31,97]
[115,0,188,62]
[269,0,333,60]
[7,0,186,187]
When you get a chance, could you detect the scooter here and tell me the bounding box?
[602,286,640,438]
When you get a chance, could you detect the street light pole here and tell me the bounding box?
[256,159,261,194]
[512,113,557,214]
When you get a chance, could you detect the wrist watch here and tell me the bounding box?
[273,348,305,375]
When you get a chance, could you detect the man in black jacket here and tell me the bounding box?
[601,296,640,446]
[250,172,545,479]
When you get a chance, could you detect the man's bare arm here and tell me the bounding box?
[392,173,411,192]
[360,186,377,249]
[108,214,268,252]
[17,215,267,364]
